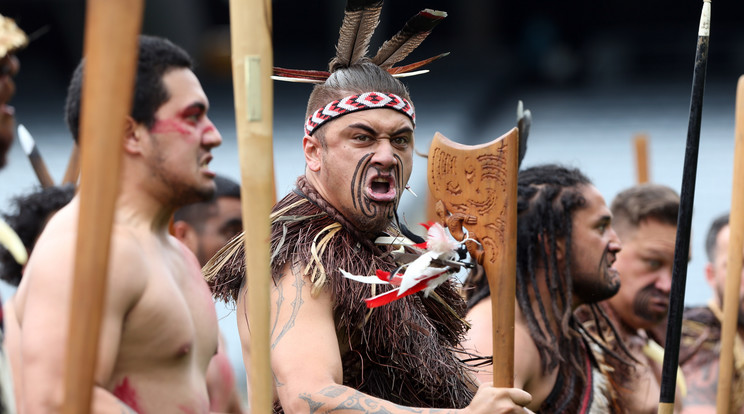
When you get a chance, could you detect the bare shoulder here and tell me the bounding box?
[463,298,493,354]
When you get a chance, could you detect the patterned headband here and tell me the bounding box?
[305,92,415,136]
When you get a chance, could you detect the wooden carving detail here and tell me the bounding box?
[427,129,519,388]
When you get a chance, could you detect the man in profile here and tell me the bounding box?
[6,35,223,412]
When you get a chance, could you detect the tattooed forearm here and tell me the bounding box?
[297,385,456,413]
[682,358,719,407]
[272,270,305,349]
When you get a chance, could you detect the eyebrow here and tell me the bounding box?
[346,122,413,136]
[179,102,207,116]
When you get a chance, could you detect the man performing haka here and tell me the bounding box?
[206,0,530,412]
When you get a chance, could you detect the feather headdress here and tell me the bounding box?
[272,1,448,84]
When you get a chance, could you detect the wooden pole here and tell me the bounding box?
[62,143,81,186]
[658,1,711,412]
[428,128,519,387]
[61,0,142,412]
[715,75,744,414]
[634,133,650,184]
[229,0,274,412]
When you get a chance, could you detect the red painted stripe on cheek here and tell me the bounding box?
[151,119,192,135]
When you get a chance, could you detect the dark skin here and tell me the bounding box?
[0,52,20,168]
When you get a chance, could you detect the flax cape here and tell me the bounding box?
[680,301,744,412]
[208,176,476,410]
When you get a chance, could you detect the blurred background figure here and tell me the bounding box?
[680,213,744,414]
[0,13,26,169]
[0,184,75,286]
[592,183,682,412]
[173,173,245,414]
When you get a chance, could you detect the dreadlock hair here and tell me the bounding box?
[466,164,605,377]
[0,185,75,286]
[512,164,594,378]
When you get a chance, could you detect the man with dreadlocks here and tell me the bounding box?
[205,1,530,413]
[462,164,625,413]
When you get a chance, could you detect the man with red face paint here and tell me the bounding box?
[5,35,223,413]
[206,1,531,412]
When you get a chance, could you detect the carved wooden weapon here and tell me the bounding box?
[428,128,519,386]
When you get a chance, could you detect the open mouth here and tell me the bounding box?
[366,175,396,202]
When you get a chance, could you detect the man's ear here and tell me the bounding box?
[172,220,199,255]
[303,134,323,172]
[539,233,565,262]
[704,262,716,287]
[123,116,144,155]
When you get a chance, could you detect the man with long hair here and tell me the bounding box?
[463,164,625,413]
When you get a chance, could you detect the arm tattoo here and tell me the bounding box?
[271,271,305,349]
[298,385,456,413]
[683,357,719,407]
[270,282,284,339]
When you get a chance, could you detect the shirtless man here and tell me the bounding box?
[463,164,625,412]
[680,213,744,413]
[601,183,682,412]
[5,35,222,413]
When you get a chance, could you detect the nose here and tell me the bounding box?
[656,267,673,294]
[607,226,622,254]
[370,139,397,169]
[202,118,222,149]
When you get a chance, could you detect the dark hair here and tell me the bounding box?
[705,213,729,263]
[173,174,240,230]
[305,62,411,142]
[64,35,193,142]
[610,183,680,238]
[465,164,597,379]
[0,185,76,286]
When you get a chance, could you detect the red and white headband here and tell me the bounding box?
[305,92,415,136]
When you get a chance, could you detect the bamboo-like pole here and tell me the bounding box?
[428,129,518,387]
[62,143,81,186]
[634,133,650,184]
[229,0,274,412]
[61,0,143,412]
[715,75,744,414]
[658,1,711,412]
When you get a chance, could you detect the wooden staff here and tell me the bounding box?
[659,0,711,412]
[17,124,55,188]
[229,0,274,412]
[61,0,142,412]
[428,128,519,387]
[62,143,81,186]
[634,133,650,184]
[715,75,744,413]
